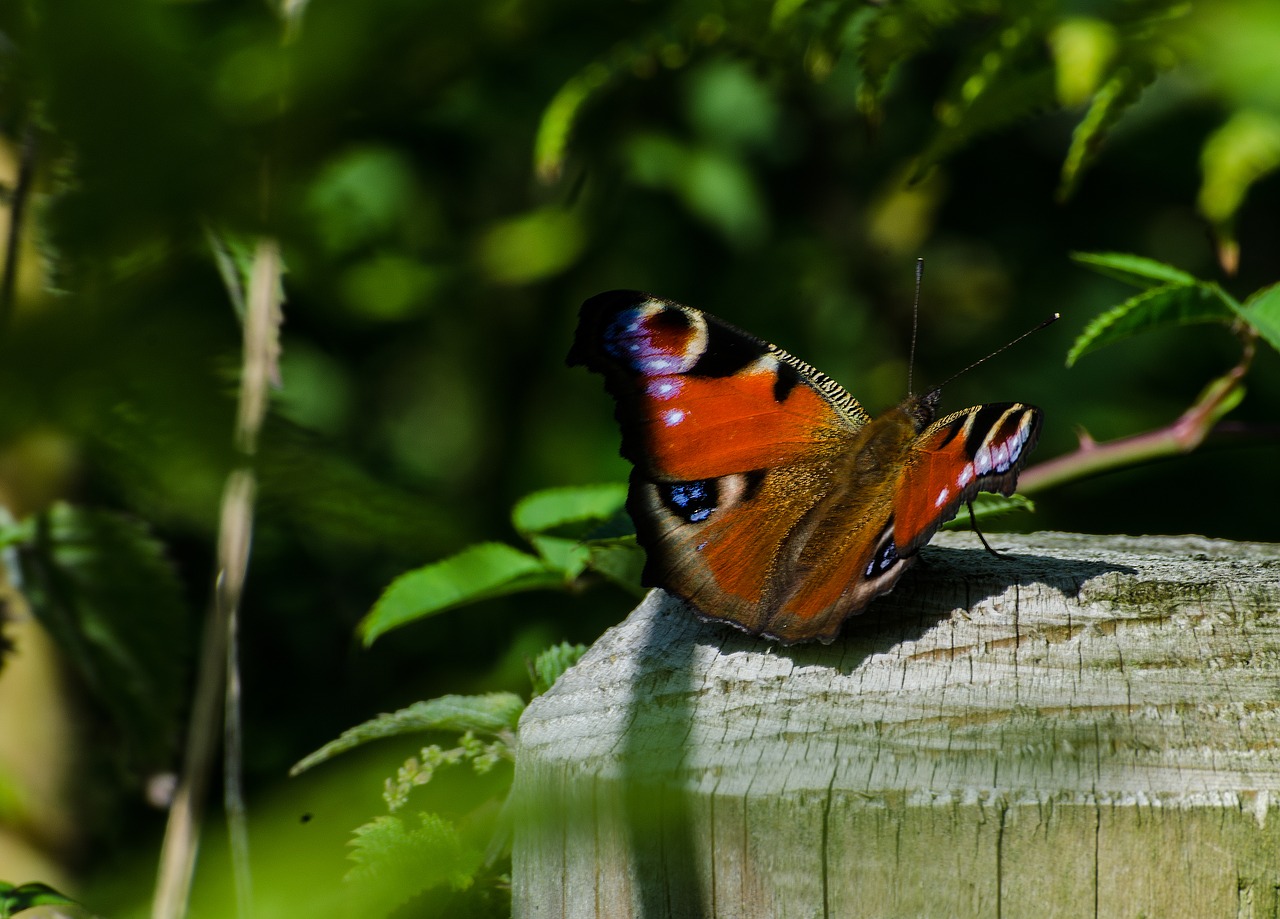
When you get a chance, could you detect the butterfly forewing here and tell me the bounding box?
[569,291,870,481]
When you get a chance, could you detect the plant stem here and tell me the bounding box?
[1019,340,1255,494]
[152,239,281,919]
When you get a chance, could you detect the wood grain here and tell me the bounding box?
[513,531,1280,918]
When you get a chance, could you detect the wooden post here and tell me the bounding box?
[512,531,1280,919]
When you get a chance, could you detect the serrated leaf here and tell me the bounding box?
[1070,251,1199,288]
[291,692,524,775]
[1065,282,1238,367]
[359,543,562,646]
[15,503,188,769]
[511,483,629,538]
[530,642,587,697]
[346,813,483,910]
[1240,282,1280,353]
[942,493,1035,530]
[1059,65,1156,200]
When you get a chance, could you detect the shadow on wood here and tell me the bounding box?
[512,531,1280,918]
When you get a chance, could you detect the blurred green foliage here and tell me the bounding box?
[1,0,1279,914]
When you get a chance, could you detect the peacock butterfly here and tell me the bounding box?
[569,290,1043,644]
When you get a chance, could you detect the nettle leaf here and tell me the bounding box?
[346,813,484,910]
[359,543,562,646]
[15,503,187,769]
[530,642,587,697]
[943,493,1035,530]
[1071,251,1199,288]
[291,692,525,775]
[1241,282,1280,353]
[1065,282,1239,367]
[1059,64,1157,200]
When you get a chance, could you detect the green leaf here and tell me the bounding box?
[1065,282,1239,367]
[1240,282,1280,353]
[942,493,1035,530]
[529,642,587,697]
[1198,109,1280,231]
[0,882,85,918]
[512,484,630,577]
[1058,65,1156,201]
[511,483,629,538]
[15,504,188,769]
[1070,251,1200,288]
[291,692,525,776]
[534,62,612,183]
[346,813,484,910]
[358,543,562,646]
[584,539,646,595]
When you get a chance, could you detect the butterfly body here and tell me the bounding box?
[570,290,1042,644]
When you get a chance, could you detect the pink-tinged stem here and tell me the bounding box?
[1019,338,1259,495]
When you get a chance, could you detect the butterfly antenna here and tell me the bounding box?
[907,257,923,395]
[930,312,1060,394]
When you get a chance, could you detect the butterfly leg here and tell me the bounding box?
[966,500,1007,558]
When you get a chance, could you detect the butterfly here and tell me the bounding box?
[568,290,1043,644]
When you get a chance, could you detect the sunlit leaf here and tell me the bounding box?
[535,62,612,184]
[1066,282,1238,367]
[1070,251,1200,288]
[290,692,525,775]
[530,642,587,697]
[359,543,562,646]
[346,813,483,908]
[1240,282,1280,353]
[511,483,629,537]
[1198,109,1280,238]
[1049,18,1118,107]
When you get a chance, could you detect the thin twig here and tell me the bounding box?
[152,239,282,919]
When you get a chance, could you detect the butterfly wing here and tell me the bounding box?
[571,291,1044,644]
[570,290,894,641]
[893,402,1043,553]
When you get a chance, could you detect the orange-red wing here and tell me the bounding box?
[893,402,1043,552]
[569,291,869,480]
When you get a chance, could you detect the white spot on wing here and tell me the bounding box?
[974,445,992,475]
[663,408,686,426]
[957,464,974,488]
[935,487,950,508]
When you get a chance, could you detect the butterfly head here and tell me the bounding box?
[902,388,942,433]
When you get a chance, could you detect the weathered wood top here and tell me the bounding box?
[513,531,1280,919]
[521,531,1280,802]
